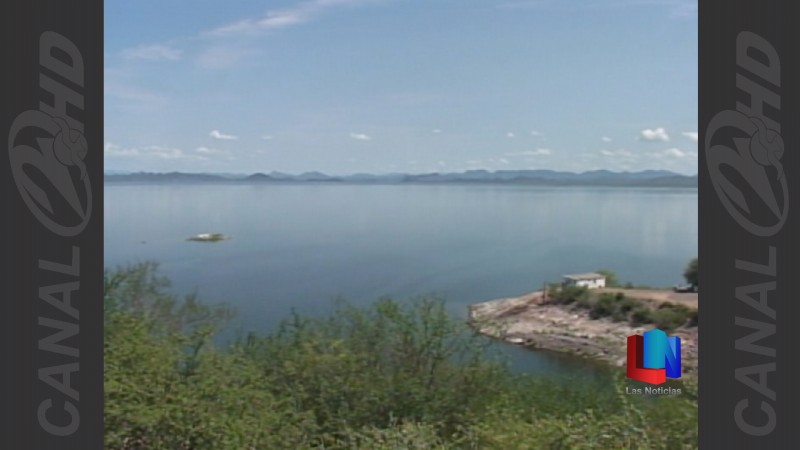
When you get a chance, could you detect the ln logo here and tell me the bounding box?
[626,329,681,385]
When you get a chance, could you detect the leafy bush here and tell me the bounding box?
[589,293,617,319]
[104,263,315,449]
[234,296,508,439]
[630,306,654,326]
[651,303,694,332]
[550,284,591,306]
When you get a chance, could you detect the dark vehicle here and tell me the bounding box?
[673,284,697,293]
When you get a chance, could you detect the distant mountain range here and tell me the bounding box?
[104,169,697,187]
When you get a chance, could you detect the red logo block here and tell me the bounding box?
[626,335,666,385]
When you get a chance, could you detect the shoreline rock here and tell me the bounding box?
[188,233,229,242]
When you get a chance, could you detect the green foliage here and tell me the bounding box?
[463,374,697,449]
[332,421,451,450]
[596,269,621,288]
[545,283,563,301]
[234,295,510,441]
[684,258,699,286]
[650,303,694,332]
[549,282,695,332]
[104,261,234,336]
[589,293,617,319]
[630,306,654,326]
[105,262,698,449]
[628,303,694,332]
[551,285,591,306]
[104,263,315,449]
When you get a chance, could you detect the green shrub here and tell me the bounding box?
[650,303,693,332]
[630,306,654,326]
[234,295,510,439]
[589,293,617,319]
[552,285,590,305]
[618,295,640,313]
[104,264,314,449]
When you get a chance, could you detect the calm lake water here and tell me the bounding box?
[105,183,697,379]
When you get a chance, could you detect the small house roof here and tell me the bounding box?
[563,272,605,281]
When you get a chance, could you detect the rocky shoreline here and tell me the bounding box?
[468,290,698,378]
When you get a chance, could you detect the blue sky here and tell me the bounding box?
[105,0,698,175]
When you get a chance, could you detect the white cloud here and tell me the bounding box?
[682,131,698,143]
[506,148,552,157]
[105,144,197,160]
[195,147,235,161]
[119,1,385,72]
[145,146,187,159]
[211,0,383,36]
[498,157,510,164]
[506,132,515,138]
[530,130,543,136]
[195,147,225,155]
[663,148,687,158]
[432,129,442,134]
[648,148,696,160]
[121,44,182,61]
[104,142,140,157]
[213,11,308,35]
[639,127,670,142]
[350,132,372,141]
[601,136,612,142]
[261,135,274,140]
[210,130,238,140]
[600,148,635,159]
[104,142,237,166]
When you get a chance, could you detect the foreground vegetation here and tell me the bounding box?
[105,262,697,449]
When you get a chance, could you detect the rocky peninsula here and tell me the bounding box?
[468,287,698,378]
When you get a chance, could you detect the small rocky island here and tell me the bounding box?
[187,233,230,242]
[469,272,698,377]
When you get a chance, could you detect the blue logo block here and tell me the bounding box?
[642,328,681,379]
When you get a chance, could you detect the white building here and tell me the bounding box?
[562,273,606,289]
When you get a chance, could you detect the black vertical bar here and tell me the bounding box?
[700,0,798,448]
[0,1,103,449]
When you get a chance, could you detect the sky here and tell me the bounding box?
[105,0,698,175]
